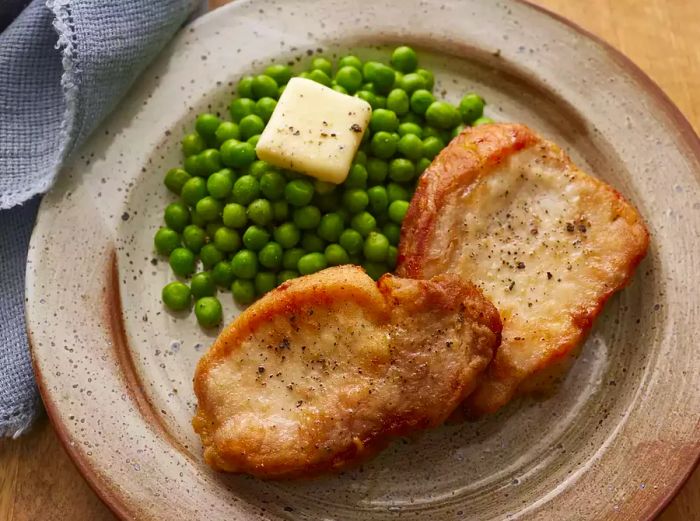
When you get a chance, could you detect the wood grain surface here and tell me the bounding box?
[0,1,698,520]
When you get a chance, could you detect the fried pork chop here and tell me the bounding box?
[397,123,649,416]
[192,265,501,478]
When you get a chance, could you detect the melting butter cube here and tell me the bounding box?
[255,77,372,184]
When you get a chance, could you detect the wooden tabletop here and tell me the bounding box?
[1,1,698,520]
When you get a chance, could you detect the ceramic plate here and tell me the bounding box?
[26,0,700,519]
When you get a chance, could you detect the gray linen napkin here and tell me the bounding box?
[0,0,200,437]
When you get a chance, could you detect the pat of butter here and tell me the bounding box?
[255,77,372,184]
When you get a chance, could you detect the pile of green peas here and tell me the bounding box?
[154,45,491,327]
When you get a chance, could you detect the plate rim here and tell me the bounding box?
[27,0,700,519]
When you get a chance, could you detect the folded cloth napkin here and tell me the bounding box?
[0,0,200,438]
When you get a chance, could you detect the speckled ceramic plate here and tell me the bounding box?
[26,0,700,519]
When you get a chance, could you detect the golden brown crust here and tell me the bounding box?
[192,266,501,478]
[397,123,649,416]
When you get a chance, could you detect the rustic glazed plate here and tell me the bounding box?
[26,0,700,519]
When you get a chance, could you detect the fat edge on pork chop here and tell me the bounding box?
[192,265,501,478]
[397,123,649,416]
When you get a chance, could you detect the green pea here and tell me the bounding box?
[169,247,196,277]
[355,90,378,109]
[195,113,221,144]
[422,136,445,159]
[232,279,256,305]
[214,227,241,252]
[278,84,287,97]
[345,163,368,189]
[251,74,279,100]
[422,126,441,139]
[199,244,223,270]
[220,140,255,168]
[415,68,434,90]
[154,227,180,256]
[247,199,273,226]
[214,121,240,146]
[366,158,389,185]
[339,229,363,255]
[388,200,410,224]
[387,182,410,203]
[194,296,223,328]
[459,93,485,124]
[425,101,461,129]
[317,212,344,242]
[249,160,270,178]
[386,89,410,115]
[337,207,351,224]
[232,175,260,205]
[293,205,322,229]
[206,222,223,240]
[255,271,277,295]
[242,225,270,251]
[255,97,277,123]
[335,66,363,93]
[247,134,261,147]
[410,89,435,115]
[211,261,235,288]
[370,131,399,159]
[164,202,190,232]
[331,84,348,95]
[162,281,191,311]
[375,95,387,109]
[342,188,369,214]
[308,68,332,87]
[367,186,389,214]
[370,109,399,133]
[239,114,265,140]
[258,241,283,270]
[386,245,398,268]
[273,222,301,248]
[390,46,417,72]
[199,149,222,175]
[362,61,395,94]
[283,248,306,271]
[285,179,314,207]
[363,232,390,262]
[354,150,367,165]
[363,261,388,281]
[399,73,427,94]
[222,203,247,229]
[310,56,332,75]
[389,158,415,183]
[397,133,424,160]
[325,244,350,266]
[164,168,191,195]
[195,196,222,222]
[260,171,286,200]
[183,154,204,176]
[229,98,256,122]
[237,75,254,97]
[182,224,206,253]
[338,55,363,70]
[351,211,376,237]
[264,64,292,85]
[180,178,206,208]
[301,232,326,253]
[382,222,401,246]
[277,270,299,284]
[298,252,328,275]
[272,200,289,221]
[416,157,432,174]
[473,116,494,126]
[207,170,234,199]
[191,272,217,298]
[231,249,259,279]
[181,132,206,157]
